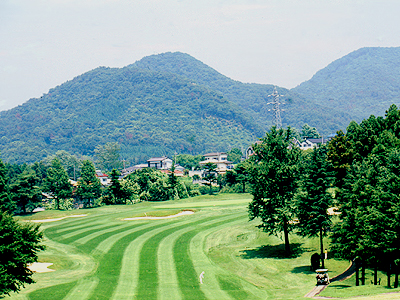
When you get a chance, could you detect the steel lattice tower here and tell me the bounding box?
[267,87,284,129]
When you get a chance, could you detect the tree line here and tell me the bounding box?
[247,104,400,287]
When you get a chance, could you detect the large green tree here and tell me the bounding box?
[0,159,15,213]
[0,211,44,296]
[296,145,334,268]
[76,160,101,207]
[108,169,126,204]
[329,105,400,286]
[202,162,218,194]
[10,168,42,214]
[43,159,72,210]
[94,142,123,172]
[248,127,301,255]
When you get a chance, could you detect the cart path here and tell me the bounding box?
[305,260,356,298]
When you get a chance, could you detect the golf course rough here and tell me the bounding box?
[6,195,322,300]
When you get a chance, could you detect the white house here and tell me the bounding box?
[199,152,233,174]
[147,156,173,170]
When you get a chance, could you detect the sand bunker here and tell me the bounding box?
[28,262,55,273]
[327,207,341,216]
[29,214,87,223]
[124,210,194,221]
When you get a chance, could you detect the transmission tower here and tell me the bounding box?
[267,87,285,129]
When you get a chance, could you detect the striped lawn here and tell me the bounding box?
[8,197,272,300]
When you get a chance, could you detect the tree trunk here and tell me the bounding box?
[356,261,359,286]
[388,263,391,288]
[283,218,291,256]
[320,227,324,269]
[361,258,365,285]
[242,182,245,193]
[374,263,378,285]
[394,263,398,288]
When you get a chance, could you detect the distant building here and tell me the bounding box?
[199,152,233,174]
[95,170,110,185]
[147,156,173,170]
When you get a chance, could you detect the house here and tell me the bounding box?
[121,164,148,176]
[199,152,233,174]
[96,170,110,186]
[147,156,173,170]
[296,137,329,150]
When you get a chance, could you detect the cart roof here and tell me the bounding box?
[315,269,328,272]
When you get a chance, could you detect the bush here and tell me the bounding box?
[198,185,219,195]
[44,198,74,210]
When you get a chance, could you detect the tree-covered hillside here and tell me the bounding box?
[0,66,259,164]
[132,52,353,135]
[293,47,400,122]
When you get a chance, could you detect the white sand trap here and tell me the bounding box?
[28,262,55,273]
[124,210,194,221]
[29,214,87,223]
[327,207,341,216]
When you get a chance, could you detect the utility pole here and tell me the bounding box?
[267,87,285,129]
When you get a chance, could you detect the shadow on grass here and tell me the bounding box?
[330,284,352,289]
[291,265,314,274]
[240,243,307,259]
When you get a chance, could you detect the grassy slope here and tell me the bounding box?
[6,194,400,300]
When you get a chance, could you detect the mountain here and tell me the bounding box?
[0,66,260,164]
[4,48,390,164]
[132,52,353,135]
[292,47,400,122]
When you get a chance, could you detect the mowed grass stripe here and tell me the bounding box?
[135,213,243,299]
[92,215,205,300]
[55,224,120,244]
[157,212,245,300]
[72,222,143,246]
[174,215,248,300]
[63,277,99,300]
[190,217,267,299]
[92,218,184,256]
[189,217,248,300]
[110,214,217,300]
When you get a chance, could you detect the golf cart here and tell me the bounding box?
[316,269,330,285]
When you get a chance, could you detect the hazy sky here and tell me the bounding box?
[1,0,400,111]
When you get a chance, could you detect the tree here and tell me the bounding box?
[109,169,126,204]
[301,123,321,139]
[94,142,122,172]
[295,145,334,268]
[248,127,301,255]
[227,148,243,164]
[0,159,15,213]
[76,160,102,207]
[0,211,45,296]
[202,162,218,194]
[328,106,400,286]
[43,159,72,210]
[10,168,42,214]
[45,150,80,180]
[175,154,204,170]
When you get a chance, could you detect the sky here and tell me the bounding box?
[1,0,400,111]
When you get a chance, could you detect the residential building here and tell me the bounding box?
[199,152,233,174]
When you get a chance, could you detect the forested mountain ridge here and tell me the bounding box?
[292,47,400,122]
[0,66,259,164]
[132,52,353,134]
[2,47,397,164]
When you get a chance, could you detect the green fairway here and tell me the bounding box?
[6,193,400,299]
